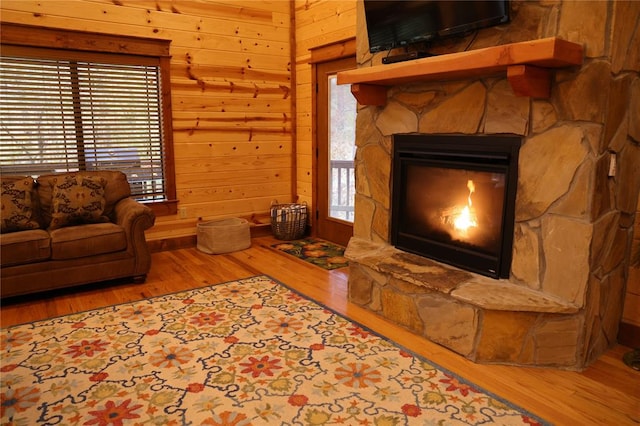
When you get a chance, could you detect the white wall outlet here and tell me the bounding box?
[179,207,187,219]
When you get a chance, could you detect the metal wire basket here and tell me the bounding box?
[270,201,308,240]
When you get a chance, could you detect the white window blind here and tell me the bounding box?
[0,53,167,202]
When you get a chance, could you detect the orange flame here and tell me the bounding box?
[453,180,477,232]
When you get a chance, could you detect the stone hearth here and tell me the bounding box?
[344,0,640,370]
[347,238,581,366]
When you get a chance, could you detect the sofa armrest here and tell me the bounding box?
[114,198,156,274]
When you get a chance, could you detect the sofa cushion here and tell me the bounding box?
[0,229,50,267]
[37,171,132,226]
[49,174,109,230]
[1,176,40,233]
[50,222,127,260]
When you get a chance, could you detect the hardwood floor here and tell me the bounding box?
[2,235,638,425]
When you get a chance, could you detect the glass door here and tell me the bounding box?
[328,74,356,222]
[315,56,356,246]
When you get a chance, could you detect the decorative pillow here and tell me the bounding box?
[1,177,40,233]
[49,175,108,230]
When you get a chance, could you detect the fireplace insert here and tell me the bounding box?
[391,134,521,278]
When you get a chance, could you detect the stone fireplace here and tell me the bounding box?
[340,0,640,370]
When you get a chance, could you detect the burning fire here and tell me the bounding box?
[442,180,478,235]
[454,180,478,232]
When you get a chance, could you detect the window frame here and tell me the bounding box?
[0,23,177,216]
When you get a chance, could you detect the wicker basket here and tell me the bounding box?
[270,201,308,240]
[196,218,251,254]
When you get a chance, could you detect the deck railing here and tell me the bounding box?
[330,159,355,222]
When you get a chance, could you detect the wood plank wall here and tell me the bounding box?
[0,0,294,242]
[293,0,356,223]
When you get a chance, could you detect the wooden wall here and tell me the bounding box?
[0,0,295,242]
[293,0,356,223]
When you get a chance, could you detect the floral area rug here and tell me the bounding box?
[0,275,548,425]
[271,238,349,270]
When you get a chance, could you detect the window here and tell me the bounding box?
[0,24,177,215]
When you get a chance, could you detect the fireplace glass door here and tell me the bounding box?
[391,134,520,278]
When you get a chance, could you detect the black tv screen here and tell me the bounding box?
[364,0,510,53]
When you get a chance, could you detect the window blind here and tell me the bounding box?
[0,54,166,202]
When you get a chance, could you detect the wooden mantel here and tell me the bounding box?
[337,37,583,105]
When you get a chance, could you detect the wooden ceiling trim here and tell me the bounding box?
[309,37,356,64]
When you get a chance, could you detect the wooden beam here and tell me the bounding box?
[0,22,171,57]
[351,84,387,106]
[309,37,356,64]
[337,37,582,86]
[337,37,583,104]
[507,65,551,98]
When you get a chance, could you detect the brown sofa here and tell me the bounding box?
[1,171,155,298]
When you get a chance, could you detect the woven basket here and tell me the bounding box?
[270,202,307,240]
[196,218,251,254]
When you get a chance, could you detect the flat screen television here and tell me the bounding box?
[364,0,510,54]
